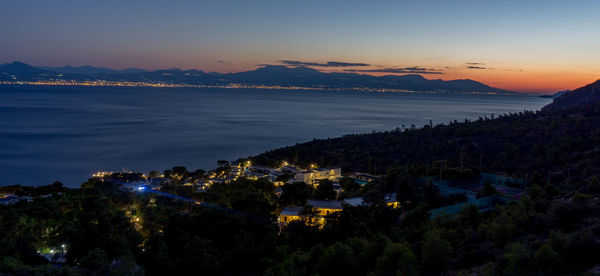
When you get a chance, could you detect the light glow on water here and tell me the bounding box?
[0,86,551,186]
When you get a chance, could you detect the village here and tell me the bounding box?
[81,159,527,231]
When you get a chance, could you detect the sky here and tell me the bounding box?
[1,0,599,93]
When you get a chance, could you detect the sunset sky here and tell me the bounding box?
[2,0,599,93]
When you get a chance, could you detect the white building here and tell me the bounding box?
[291,168,342,185]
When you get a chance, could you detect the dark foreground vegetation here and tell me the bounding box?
[2,83,600,275]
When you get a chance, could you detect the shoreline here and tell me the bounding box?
[0,81,525,96]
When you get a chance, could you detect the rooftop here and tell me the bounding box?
[280,206,304,216]
[308,199,343,210]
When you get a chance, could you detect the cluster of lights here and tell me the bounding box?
[0,80,506,95]
[0,80,193,88]
[37,244,67,255]
[92,171,112,178]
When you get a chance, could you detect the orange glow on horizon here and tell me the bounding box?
[47,59,599,94]
[311,66,600,94]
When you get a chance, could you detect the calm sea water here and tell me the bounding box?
[0,85,551,187]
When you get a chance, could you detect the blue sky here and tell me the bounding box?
[1,0,599,92]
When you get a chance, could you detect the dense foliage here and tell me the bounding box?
[255,103,600,190]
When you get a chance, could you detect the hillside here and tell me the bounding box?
[543,79,600,110]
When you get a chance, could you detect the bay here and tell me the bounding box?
[0,85,551,187]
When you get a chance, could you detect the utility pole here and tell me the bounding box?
[425,160,429,177]
[567,167,571,186]
[479,153,482,170]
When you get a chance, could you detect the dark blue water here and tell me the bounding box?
[0,85,551,187]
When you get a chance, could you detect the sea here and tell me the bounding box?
[0,85,552,187]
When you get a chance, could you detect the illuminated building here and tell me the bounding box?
[290,168,342,185]
[278,200,343,229]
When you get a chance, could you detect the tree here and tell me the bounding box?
[477,182,498,198]
[148,170,160,178]
[300,205,319,228]
[423,182,444,207]
[375,242,417,276]
[164,166,189,184]
[79,248,108,272]
[312,180,336,200]
[421,230,453,273]
[535,244,560,269]
[190,169,206,182]
[317,242,357,275]
[461,204,481,229]
[504,242,531,275]
[339,177,361,198]
[396,179,418,206]
[281,182,310,206]
[586,176,600,194]
[362,187,384,206]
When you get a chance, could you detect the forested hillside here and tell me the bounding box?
[255,102,600,190]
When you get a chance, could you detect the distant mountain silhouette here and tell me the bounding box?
[221,65,511,93]
[0,61,70,80]
[1,61,514,93]
[543,80,600,110]
[1,61,50,74]
[41,65,148,75]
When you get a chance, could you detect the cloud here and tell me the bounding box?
[344,66,444,75]
[279,60,370,67]
[465,62,493,70]
[265,60,444,74]
[467,65,493,70]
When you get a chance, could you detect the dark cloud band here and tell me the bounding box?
[344,67,443,75]
[467,66,492,70]
[279,60,370,67]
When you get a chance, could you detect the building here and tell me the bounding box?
[279,199,344,229]
[280,166,300,175]
[243,171,270,181]
[279,206,304,224]
[308,200,344,216]
[291,168,342,185]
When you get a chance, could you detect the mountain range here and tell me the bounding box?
[0,61,513,93]
[40,65,148,75]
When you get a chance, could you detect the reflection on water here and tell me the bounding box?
[0,86,551,186]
